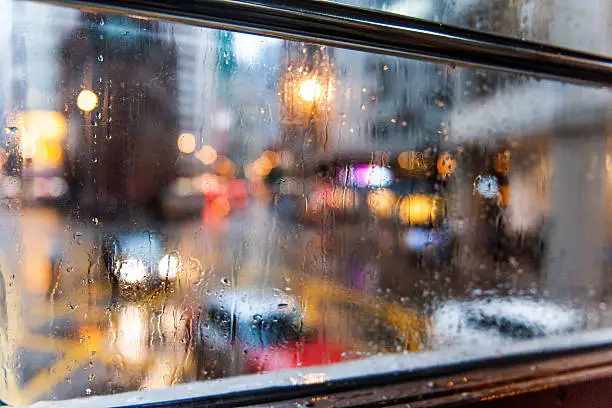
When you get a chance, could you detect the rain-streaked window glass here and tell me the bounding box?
[0,0,611,406]
[335,0,612,56]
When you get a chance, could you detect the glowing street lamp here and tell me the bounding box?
[76,89,98,112]
[299,78,323,102]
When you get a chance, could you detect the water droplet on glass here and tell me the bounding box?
[220,277,230,286]
[85,388,92,395]
[3,126,18,135]
[97,55,104,62]
[88,374,96,381]
[73,232,83,245]
[98,17,105,26]
[91,217,99,226]
[66,267,74,273]
[95,112,102,120]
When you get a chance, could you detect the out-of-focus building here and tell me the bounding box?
[57,13,180,216]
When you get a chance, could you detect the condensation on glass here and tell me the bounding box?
[0,0,610,405]
[337,0,612,56]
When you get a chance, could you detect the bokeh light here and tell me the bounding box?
[76,89,98,112]
[118,258,148,283]
[367,188,397,219]
[299,78,323,102]
[177,133,196,154]
[210,196,231,217]
[195,145,218,165]
[158,253,182,280]
[212,156,236,178]
[398,194,439,226]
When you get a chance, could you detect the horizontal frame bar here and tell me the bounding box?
[37,0,612,88]
[35,328,612,407]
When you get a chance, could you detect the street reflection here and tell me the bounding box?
[0,2,611,406]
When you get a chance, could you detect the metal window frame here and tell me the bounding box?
[8,0,612,406]
[40,0,612,87]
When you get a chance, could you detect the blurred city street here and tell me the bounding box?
[0,195,546,404]
[0,0,611,405]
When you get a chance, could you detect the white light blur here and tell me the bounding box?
[158,253,181,280]
[213,109,233,131]
[404,228,432,251]
[341,165,394,188]
[117,305,147,363]
[119,258,148,283]
[365,166,394,188]
[474,175,499,199]
[234,32,280,63]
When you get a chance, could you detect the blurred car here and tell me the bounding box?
[431,297,583,348]
[202,289,301,349]
[198,288,355,374]
[102,230,181,297]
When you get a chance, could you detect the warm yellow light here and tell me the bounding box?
[212,156,236,178]
[493,151,511,174]
[367,188,397,219]
[195,145,218,165]
[177,133,196,154]
[398,194,439,226]
[22,111,67,141]
[253,156,274,177]
[398,151,412,170]
[33,140,63,170]
[262,150,280,167]
[77,89,98,112]
[299,78,323,102]
[437,152,456,179]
